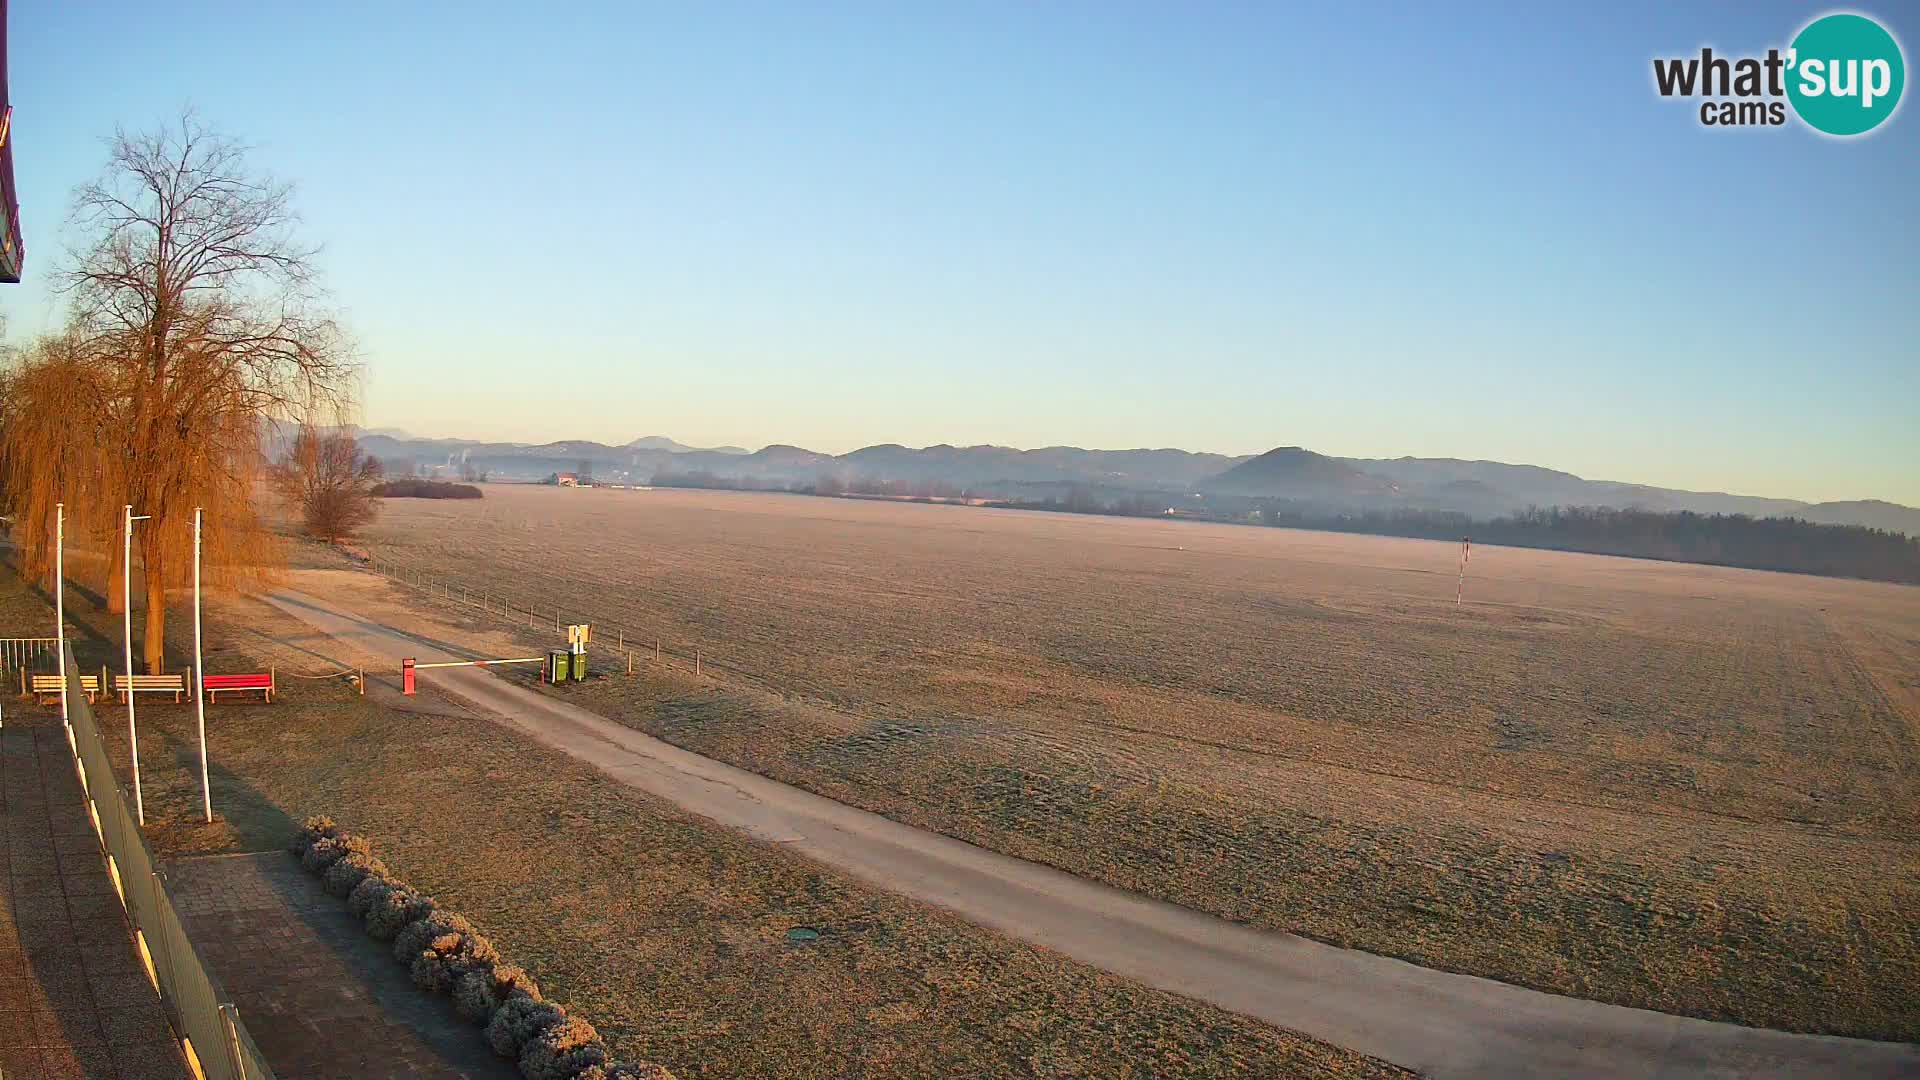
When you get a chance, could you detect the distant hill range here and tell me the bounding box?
[349,431,1920,537]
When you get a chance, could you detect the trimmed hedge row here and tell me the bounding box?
[291,816,675,1080]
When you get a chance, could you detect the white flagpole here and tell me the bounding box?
[124,505,147,826]
[193,507,211,822]
[57,502,68,740]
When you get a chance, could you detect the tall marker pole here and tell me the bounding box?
[193,508,212,822]
[1455,537,1471,605]
[124,505,150,825]
[56,503,68,735]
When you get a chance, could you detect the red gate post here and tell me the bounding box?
[402,657,416,696]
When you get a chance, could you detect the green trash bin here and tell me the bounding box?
[547,649,570,684]
[570,650,588,682]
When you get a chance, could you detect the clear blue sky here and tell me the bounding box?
[6,2,1916,504]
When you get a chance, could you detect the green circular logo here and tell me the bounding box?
[1787,13,1905,136]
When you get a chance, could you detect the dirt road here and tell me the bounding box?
[266,588,1920,1080]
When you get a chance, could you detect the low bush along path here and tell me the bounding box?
[264,586,1920,1080]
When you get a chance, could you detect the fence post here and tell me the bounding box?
[222,1002,250,1080]
[145,871,174,996]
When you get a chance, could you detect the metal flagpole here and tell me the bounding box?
[57,503,69,741]
[193,508,211,822]
[124,506,151,825]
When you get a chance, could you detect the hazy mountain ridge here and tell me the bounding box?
[628,435,750,455]
[349,431,1920,536]
[1206,447,1398,499]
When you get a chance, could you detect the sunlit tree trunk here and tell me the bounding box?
[107,527,126,614]
[137,529,165,674]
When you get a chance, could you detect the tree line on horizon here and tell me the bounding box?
[646,469,1920,585]
[1251,504,1920,585]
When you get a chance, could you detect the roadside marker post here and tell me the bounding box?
[1456,537,1472,605]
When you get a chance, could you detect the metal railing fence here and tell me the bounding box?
[62,642,276,1080]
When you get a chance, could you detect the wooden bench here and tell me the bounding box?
[115,674,187,703]
[204,670,275,704]
[30,674,101,704]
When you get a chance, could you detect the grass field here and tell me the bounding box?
[0,558,1406,1080]
[349,484,1920,1041]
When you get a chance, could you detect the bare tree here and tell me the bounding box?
[271,425,383,542]
[21,111,356,673]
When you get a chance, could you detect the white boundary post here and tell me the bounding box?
[193,507,211,823]
[1455,536,1471,605]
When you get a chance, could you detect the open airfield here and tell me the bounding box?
[6,480,1917,1077]
[0,560,1404,1080]
[347,484,1920,1043]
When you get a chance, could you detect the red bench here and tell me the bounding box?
[204,670,275,703]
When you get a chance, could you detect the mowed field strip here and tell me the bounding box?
[357,484,1920,1041]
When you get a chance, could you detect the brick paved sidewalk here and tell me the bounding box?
[164,851,518,1080]
[1,715,190,1080]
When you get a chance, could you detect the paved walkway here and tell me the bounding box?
[165,851,517,1080]
[269,586,1920,1080]
[1,715,190,1080]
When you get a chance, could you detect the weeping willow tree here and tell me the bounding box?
[1,112,355,673]
[0,330,122,590]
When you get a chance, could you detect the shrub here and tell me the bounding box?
[394,910,476,965]
[300,836,346,873]
[347,874,397,919]
[412,946,460,994]
[413,927,499,995]
[301,833,370,874]
[365,887,434,941]
[453,968,502,1023]
[454,963,543,1025]
[460,933,501,975]
[519,1016,608,1080]
[288,814,340,856]
[486,996,566,1060]
[324,851,389,898]
[491,964,542,1003]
